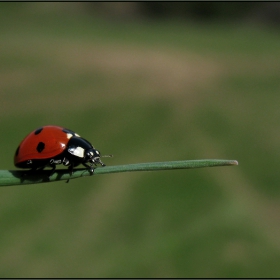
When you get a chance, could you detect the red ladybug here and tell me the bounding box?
[14,125,105,178]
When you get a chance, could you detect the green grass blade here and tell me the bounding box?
[0,159,238,187]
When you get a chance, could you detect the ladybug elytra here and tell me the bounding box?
[14,125,106,179]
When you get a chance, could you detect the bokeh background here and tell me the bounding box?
[0,2,280,277]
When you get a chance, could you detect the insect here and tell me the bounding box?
[14,125,106,180]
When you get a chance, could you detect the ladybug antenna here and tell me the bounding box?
[101,154,113,158]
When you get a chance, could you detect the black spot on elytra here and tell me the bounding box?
[15,146,20,156]
[34,127,43,135]
[62,128,75,136]
[36,142,45,153]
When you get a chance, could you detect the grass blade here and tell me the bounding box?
[0,159,238,187]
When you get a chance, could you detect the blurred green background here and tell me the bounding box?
[0,2,280,277]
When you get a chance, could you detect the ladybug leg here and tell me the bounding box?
[21,165,47,178]
[98,159,106,167]
[48,164,56,180]
[68,164,74,176]
[82,163,94,175]
[21,167,38,178]
[66,164,74,183]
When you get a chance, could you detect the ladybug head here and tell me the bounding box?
[85,148,106,167]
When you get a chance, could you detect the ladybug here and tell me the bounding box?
[14,125,106,179]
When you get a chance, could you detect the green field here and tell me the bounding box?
[0,3,280,277]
